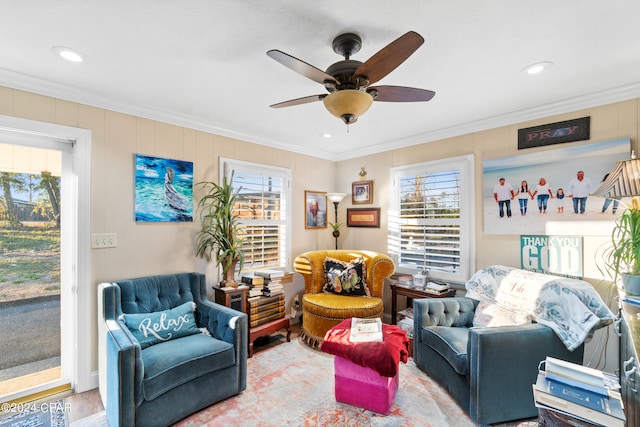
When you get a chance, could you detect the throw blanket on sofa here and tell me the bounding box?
[465,265,615,351]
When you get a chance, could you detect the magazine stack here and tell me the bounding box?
[533,356,625,427]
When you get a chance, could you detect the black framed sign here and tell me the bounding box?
[518,117,590,150]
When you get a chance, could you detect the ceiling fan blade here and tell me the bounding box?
[354,31,424,85]
[267,50,337,84]
[370,86,435,102]
[270,94,327,108]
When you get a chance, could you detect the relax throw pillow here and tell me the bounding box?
[323,256,370,296]
[121,301,201,349]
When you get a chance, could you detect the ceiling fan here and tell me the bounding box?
[267,31,436,125]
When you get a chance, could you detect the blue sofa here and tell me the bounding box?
[99,272,247,427]
[413,297,583,425]
[412,265,617,425]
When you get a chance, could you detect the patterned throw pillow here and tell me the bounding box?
[472,300,531,328]
[121,301,201,349]
[323,257,370,296]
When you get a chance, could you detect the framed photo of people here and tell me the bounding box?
[482,138,629,235]
[352,180,373,204]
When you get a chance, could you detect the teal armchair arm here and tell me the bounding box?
[105,318,143,427]
[467,323,580,424]
[194,299,247,391]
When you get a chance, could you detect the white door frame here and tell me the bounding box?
[0,115,92,397]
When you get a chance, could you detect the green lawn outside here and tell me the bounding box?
[0,225,60,302]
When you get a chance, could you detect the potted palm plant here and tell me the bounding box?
[605,197,640,295]
[195,173,245,286]
[329,221,343,238]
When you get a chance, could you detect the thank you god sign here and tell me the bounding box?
[520,235,583,279]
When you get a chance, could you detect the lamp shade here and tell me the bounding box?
[592,159,640,198]
[327,192,346,203]
[323,90,374,125]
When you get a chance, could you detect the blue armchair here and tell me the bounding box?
[98,272,247,427]
[413,297,584,425]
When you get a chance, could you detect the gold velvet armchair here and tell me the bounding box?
[293,250,395,348]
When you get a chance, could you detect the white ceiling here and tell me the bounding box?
[1,1,640,160]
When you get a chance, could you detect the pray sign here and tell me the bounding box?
[518,117,590,149]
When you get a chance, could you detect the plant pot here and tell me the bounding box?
[622,273,640,295]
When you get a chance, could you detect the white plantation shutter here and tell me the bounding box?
[222,159,291,270]
[390,155,474,283]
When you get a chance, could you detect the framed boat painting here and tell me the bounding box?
[135,154,193,222]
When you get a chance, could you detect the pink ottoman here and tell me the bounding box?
[334,355,399,414]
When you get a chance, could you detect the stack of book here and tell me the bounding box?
[241,274,265,298]
[255,270,285,297]
[348,317,383,343]
[246,293,285,328]
[396,275,414,287]
[396,308,414,338]
[422,281,451,295]
[533,356,625,427]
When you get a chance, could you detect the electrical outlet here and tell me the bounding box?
[92,233,117,249]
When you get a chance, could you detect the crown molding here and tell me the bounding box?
[1,68,639,161]
[338,82,640,159]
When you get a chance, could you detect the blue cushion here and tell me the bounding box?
[122,301,200,349]
[421,326,469,375]
[141,333,236,400]
[117,273,195,314]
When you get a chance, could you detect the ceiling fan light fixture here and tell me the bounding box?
[323,90,374,125]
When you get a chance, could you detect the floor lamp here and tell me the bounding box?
[327,193,346,250]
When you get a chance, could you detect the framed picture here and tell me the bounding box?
[304,190,327,229]
[135,154,193,222]
[482,138,629,235]
[346,207,380,228]
[518,117,590,150]
[352,180,373,204]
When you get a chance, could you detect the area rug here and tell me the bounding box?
[0,400,68,427]
[178,337,475,427]
[67,335,538,426]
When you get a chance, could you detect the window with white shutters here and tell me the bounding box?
[389,155,474,283]
[221,159,291,270]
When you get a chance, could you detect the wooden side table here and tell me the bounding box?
[213,285,248,313]
[248,316,291,357]
[214,286,291,357]
[390,282,456,325]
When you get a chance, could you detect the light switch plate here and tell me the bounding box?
[92,233,117,249]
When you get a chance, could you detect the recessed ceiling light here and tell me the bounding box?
[51,46,86,63]
[522,61,553,75]
[321,133,332,139]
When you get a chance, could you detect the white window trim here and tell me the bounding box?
[220,157,292,270]
[389,154,475,284]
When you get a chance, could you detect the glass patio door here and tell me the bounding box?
[0,140,69,401]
